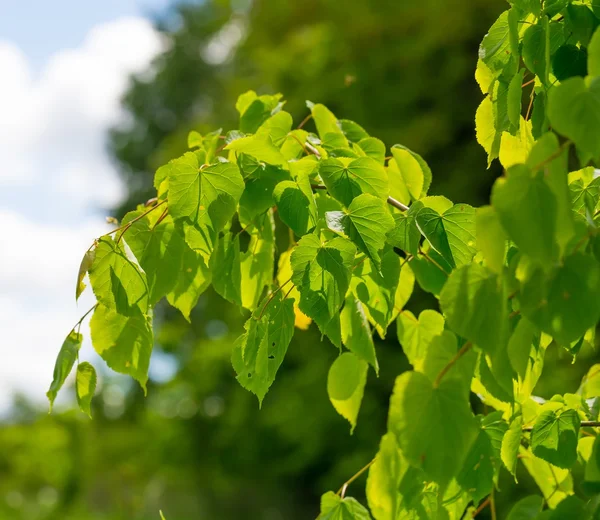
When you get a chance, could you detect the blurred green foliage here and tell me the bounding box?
[4,0,600,519]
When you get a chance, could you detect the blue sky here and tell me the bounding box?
[0,1,181,412]
[0,0,172,69]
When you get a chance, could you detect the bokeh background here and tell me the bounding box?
[1,1,597,518]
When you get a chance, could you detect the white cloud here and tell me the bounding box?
[0,17,164,413]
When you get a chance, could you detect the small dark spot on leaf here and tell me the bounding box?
[268,355,275,359]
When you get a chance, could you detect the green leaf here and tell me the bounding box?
[210,232,242,306]
[366,433,427,520]
[309,103,349,147]
[350,248,404,338]
[491,164,558,265]
[256,110,293,147]
[238,164,289,222]
[415,203,477,268]
[521,253,600,345]
[420,331,475,391]
[318,491,371,520]
[357,137,386,164]
[47,330,82,411]
[408,249,450,297]
[396,309,445,372]
[390,145,432,200]
[502,412,523,479]
[589,26,600,78]
[326,194,394,268]
[531,408,581,468]
[339,119,370,142]
[90,304,153,392]
[476,206,506,273]
[579,364,600,399]
[548,76,600,160]
[166,242,211,321]
[319,157,389,207]
[291,234,356,347]
[570,174,600,216]
[476,96,501,166]
[75,249,95,301]
[506,495,544,520]
[75,362,97,418]
[548,496,587,520]
[237,91,283,133]
[527,132,574,255]
[386,204,421,256]
[439,263,507,354]
[520,447,573,507]
[508,317,539,380]
[88,237,149,316]
[366,433,408,520]
[167,154,244,259]
[507,69,524,132]
[240,213,275,311]
[479,11,514,76]
[121,211,186,305]
[273,176,318,236]
[386,155,410,206]
[583,435,600,493]
[231,292,294,405]
[327,352,368,433]
[341,295,378,373]
[388,371,478,486]
[457,417,497,505]
[226,133,288,167]
[522,19,564,84]
[553,45,588,81]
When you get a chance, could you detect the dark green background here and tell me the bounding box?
[2,1,597,518]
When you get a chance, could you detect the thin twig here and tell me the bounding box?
[522,78,535,88]
[420,249,449,274]
[490,488,497,520]
[522,420,600,432]
[434,342,473,388]
[297,113,312,129]
[152,206,169,230]
[72,304,98,333]
[525,89,535,121]
[257,278,292,319]
[387,196,409,212]
[472,497,491,517]
[305,141,321,158]
[336,458,376,498]
[289,132,310,155]
[98,199,167,241]
[530,140,572,171]
[309,184,409,211]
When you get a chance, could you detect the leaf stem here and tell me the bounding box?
[257,277,292,319]
[72,303,98,334]
[530,140,572,171]
[297,113,312,129]
[490,488,497,520]
[522,420,600,432]
[99,199,167,242]
[310,184,409,211]
[472,496,491,517]
[433,341,472,388]
[336,457,376,498]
